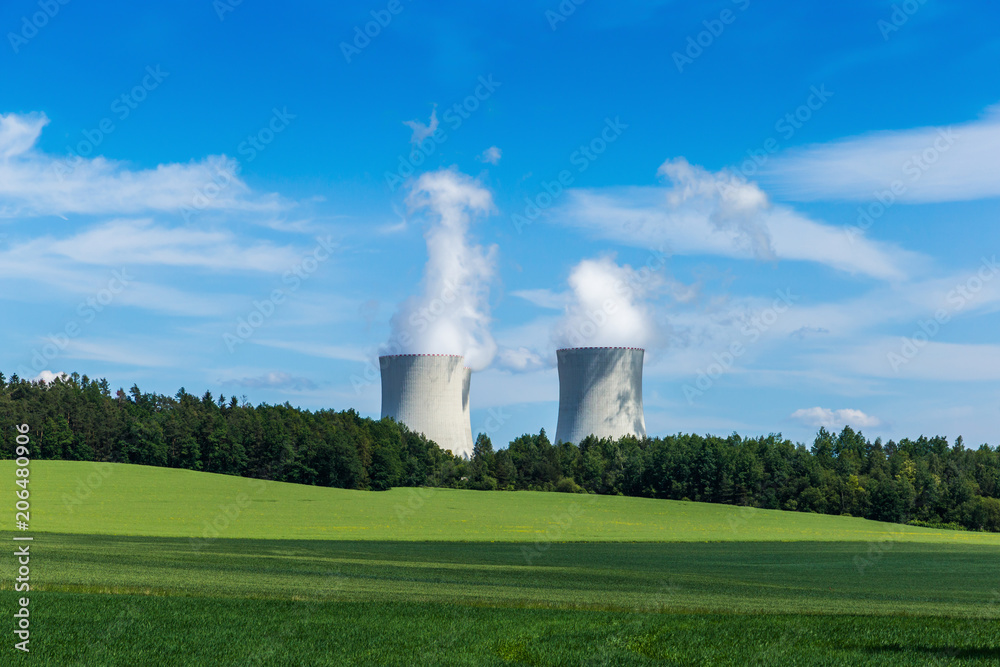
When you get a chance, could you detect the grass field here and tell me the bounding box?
[14,460,1000,544]
[14,595,1000,666]
[4,461,1000,665]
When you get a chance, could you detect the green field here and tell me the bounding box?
[17,461,1000,544]
[4,461,1000,665]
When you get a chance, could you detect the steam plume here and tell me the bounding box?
[388,168,498,370]
[553,256,658,349]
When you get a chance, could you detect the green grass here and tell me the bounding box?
[5,535,1000,665]
[8,594,1000,666]
[5,461,1000,664]
[14,460,1000,543]
[7,534,1000,617]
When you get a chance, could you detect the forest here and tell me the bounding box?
[2,372,999,532]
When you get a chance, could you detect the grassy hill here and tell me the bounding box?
[12,460,1000,544]
[5,460,1000,665]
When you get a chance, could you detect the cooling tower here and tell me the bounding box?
[380,354,474,457]
[462,366,474,455]
[555,347,646,445]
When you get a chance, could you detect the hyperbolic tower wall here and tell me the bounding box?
[379,354,474,457]
[554,347,646,445]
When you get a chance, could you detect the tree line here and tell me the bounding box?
[2,372,999,532]
[0,373,462,491]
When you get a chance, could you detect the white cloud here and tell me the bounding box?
[791,326,830,339]
[0,112,46,159]
[762,103,1000,202]
[821,339,1000,382]
[0,113,329,325]
[511,288,566,310]
[251,339,368,362]
[63,339,176,367]
[478,146,502,165]
[403,107,439,145]
[490,317,559,373]
[553,158,915,281]
[0,220,311,317]
[0,112,283,218]
[109,282,236,317]
[791,407,882,429]
[33,370,69,384]
[658,158,774,260]
[221,372,318,391]
[41,219,302,272]
[494,346,546,372]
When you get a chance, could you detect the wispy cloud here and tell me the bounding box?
[0,112,284,218]
[251,338,368,362]
[510,288,566,310]
[63,339,177,367]
[658,158,774,260]
[42,219,302,272]
[221,372,318,391]
[820,339,1000,382]
[552,158,916,281]
[403,107,439,145]
[478,146,502,165]
[762,103,1000,202]
[0,219,310,316]
[494,346,546,372]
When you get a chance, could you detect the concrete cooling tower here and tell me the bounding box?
[380,354,474,457]
[555,347,646,445]
[462,366,473,455]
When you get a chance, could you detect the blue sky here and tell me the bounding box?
[2,0,1000,450]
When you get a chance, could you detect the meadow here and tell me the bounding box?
[3,461,999,665]
[18,461,1000,544]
